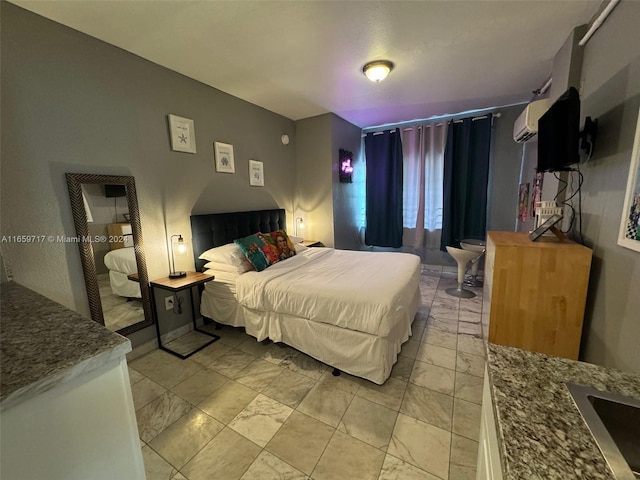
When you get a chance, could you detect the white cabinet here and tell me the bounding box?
[1,357,145,480]
[476,366,504,480]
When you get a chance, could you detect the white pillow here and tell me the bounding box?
[199,243,246,266]
[289,235,303,244]
[294,243,309,253]
[203,261,252,274]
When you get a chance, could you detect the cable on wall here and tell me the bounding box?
[533,77,552,97]
[579,0,621,46]
[554,168,585,244]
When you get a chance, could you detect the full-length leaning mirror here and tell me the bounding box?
[66,173,153,335]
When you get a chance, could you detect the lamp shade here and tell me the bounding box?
[294,217,304,237]
[363,60,394,82]
[169,234,187,278]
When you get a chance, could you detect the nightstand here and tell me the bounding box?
[150,272,219,359]
[300,240,324,248]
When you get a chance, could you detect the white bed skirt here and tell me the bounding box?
[109,271,141,299]
[201,283,420,384]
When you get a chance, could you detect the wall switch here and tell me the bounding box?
[164,296,174,311]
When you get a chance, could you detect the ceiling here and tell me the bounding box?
[10,0,603,128]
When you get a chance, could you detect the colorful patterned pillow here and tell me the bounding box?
[259,234,280,266]
[264,230,297,261]
[234,233,279,272]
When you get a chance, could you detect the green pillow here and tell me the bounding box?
[234,233,278,272]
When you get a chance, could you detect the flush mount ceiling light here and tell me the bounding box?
[362,60,394,82]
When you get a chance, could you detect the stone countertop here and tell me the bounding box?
[0,282,131,411]
[486,343,640,480]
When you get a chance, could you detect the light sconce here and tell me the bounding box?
[362,60,394,82]
[169,234,188,278]
[294,217,304,237]
[339,148,354,183]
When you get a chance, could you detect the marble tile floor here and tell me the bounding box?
[129,265,485,480]
[98,272,144,331]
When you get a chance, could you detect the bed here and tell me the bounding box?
[103,247,141,299]
[190,209,421,384]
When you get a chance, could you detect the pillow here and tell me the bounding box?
[264,230,296,261]
[289,235,303,244]
[294,243,309,253]
[234,233,279,272]
[203,261,253,274]
[198,243,246,266]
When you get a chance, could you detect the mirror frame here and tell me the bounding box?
[66,173,153,335]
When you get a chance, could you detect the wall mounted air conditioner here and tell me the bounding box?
[513,99,550,143]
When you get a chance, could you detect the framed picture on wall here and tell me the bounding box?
[249,160,264,186]
[168,114,196,153]
[214,142,235,173]
[618,106,640,252]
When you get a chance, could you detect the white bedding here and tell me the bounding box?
[235,248,420,337]
[104,247,140,298]
[201,248,421,384]
[104,247,138,274]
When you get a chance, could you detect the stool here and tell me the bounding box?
[445,246,479,298]
[460,239,486,287]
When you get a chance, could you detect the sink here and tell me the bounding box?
[566,383,640,480]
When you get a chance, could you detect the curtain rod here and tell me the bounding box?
[363,112,502,136]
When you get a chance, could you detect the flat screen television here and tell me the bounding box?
[537,86,580,173]
[104,184,126,198]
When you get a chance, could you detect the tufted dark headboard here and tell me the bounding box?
[190,208,286,271]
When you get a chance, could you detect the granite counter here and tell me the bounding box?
[486,343,640,480]
[1,281,144,479]
[0,281,131,411]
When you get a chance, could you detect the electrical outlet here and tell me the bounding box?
[164,296,174,311]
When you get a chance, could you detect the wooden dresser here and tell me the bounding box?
[107,223,133,250]
[482,231,592,360]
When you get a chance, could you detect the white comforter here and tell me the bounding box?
[235,248,420,337]
[104,247,137,274]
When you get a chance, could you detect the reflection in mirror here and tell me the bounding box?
[84,183,141,331]
[66,174,153,336]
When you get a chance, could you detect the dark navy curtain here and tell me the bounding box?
[365,130,403,247]
[440,117,492,250]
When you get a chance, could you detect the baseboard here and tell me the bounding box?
[127,338,157,362]
[127,323,194,361]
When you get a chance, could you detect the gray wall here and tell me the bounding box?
[517,26,587,234]
[331,114,363,251]
[0,256,9,284]
[295,114,334,247]
[509,10,640,373]
[293,113,362,250]
[515,140,539,233]
[576,1,640,373]
[487,105,526,232]
[1,3,296,345]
